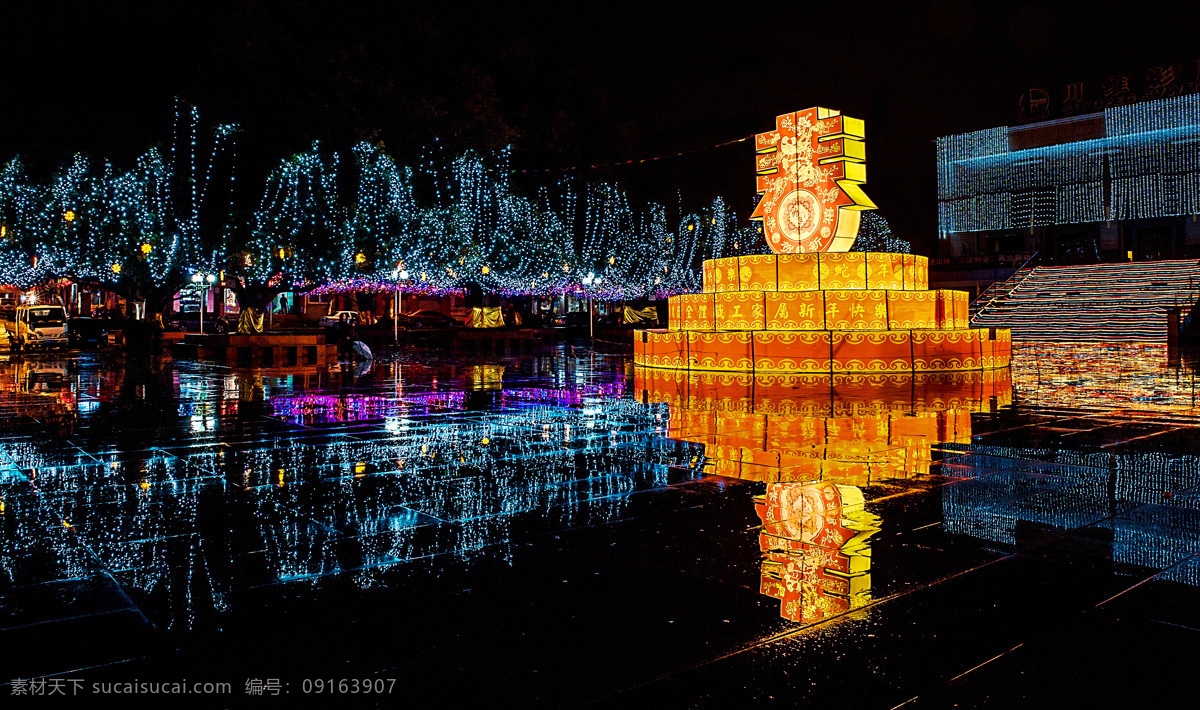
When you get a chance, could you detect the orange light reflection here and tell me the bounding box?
[636,366,1014,623]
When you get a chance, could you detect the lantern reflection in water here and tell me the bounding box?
[636,366,1013,623]
[757,481,880,623]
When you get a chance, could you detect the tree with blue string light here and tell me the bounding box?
[0,106,790,315]
[0,103,238,321]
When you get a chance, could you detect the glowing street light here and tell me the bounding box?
[581,272,602,341]
[191,272,217,333]
[392,266,409,343]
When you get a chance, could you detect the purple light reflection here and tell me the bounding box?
[270,379,627,423]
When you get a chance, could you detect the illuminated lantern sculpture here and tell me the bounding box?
[634,107,1012,376]
[633,102,1021,619]
[752,108,875,254]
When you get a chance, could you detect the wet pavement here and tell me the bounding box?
[1,341,1199,707]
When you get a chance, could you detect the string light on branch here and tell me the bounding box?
[851,213,911,254]
[2,122,772,301]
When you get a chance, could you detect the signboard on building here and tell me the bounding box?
[1017,59,1200,123]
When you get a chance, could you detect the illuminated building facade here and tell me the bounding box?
[937,93,1200,268]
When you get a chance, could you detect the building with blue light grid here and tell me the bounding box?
[937,94,1200,265]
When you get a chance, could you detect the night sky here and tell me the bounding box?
[3,1,1198,255]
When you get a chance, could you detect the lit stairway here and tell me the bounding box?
[969,257,1040,322]
[970,260,1200,342]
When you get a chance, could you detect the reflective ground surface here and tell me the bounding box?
[2,342,1200,707]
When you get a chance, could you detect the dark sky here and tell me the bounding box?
[3,1,1198,254]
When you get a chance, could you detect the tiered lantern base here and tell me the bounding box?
[634,252,1011,373]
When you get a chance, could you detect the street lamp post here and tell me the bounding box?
[393,269,408,344]
[191,272,216,333]
[581,272,602,342]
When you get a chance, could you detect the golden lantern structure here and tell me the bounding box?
[634,107,1011,376]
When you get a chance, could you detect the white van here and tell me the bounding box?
[10,305,68,350]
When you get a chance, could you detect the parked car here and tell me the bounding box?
[519,311,547,328]
[8,305,69,350]
[68,317,108,346]
[552,311,591,328]
[318,310,362,328]
[399,310,461,329]
[90,307,125,319]
[597,312,628,328]
[165,310,237,334]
